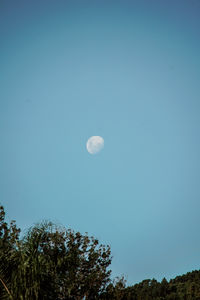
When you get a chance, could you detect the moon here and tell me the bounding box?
[86,136,104,154]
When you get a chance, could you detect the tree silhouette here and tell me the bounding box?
[1,205,200,300]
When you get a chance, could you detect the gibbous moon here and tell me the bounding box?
[86,136,104,154]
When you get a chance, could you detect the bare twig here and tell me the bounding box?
[0,276,12,299]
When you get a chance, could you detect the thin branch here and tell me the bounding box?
[0,276,13,299]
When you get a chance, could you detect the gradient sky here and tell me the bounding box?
[1,0,200,285]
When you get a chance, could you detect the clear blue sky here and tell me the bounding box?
[1,0,200,285]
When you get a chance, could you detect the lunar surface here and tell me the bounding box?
[86,136,104,154]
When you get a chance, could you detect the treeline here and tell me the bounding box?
[0,205,200,300]
[104,273,200,300]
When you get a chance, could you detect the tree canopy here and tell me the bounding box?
[0,206,112,300]
[0,205,200,300]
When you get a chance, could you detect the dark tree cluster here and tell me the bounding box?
[0,205,200,300]
[0,206,111,300]
[103,274,200,300]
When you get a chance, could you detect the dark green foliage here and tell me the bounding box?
[1,205,200,300]
[100,272,200,300]
[0,206,112,299]
[0,205,20,299]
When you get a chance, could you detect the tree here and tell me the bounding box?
[11,221,112,299]
[100,276,126,300]
[2,205,200,300]
[0,206,112,300]
[0,205,20,300]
